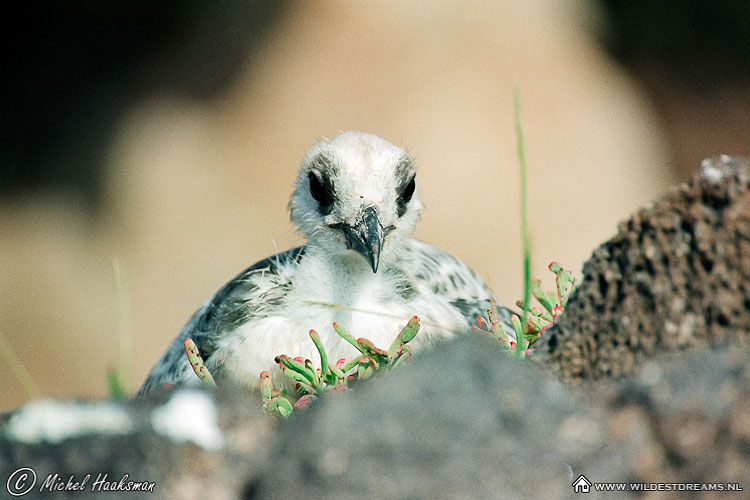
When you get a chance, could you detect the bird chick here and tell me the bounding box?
[138,131,510,397]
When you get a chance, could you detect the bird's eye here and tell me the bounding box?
[308,172,334,214]
[308,172,325,202]
[401,176,416,203]
[396,175,416,217]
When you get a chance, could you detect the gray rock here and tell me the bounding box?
[2,156,749,499]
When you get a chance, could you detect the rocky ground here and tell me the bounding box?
[1,156,748,499]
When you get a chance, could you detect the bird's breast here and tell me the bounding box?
[215,254,464,389]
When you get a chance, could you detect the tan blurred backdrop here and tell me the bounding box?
[0,1,674,412]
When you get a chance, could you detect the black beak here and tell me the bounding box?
[335,206,384,273]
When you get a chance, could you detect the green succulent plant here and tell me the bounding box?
[473,262,577,357]
[260,316,421,418]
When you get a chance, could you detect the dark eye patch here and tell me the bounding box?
[309,171,335,215]
[397,175,416,217]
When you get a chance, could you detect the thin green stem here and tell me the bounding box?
[0,329,42,399]
[113,257,133,392]
[514,85,532,357]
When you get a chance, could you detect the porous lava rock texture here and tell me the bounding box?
[535,155,750,382]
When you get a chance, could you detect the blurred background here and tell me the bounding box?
[2,0,748,412]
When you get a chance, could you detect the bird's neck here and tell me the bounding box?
[305,237,409,276]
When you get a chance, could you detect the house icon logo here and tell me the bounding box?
[572,474,592,493]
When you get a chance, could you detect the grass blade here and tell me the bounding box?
[0,329,42,400]
[515,85,532,358]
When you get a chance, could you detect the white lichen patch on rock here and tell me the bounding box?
[700,155,730,183]
[5,400,133,444]
[150,389,224,450]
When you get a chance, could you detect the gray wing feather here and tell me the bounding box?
[136,247,305,397]
[406,240,514,332]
